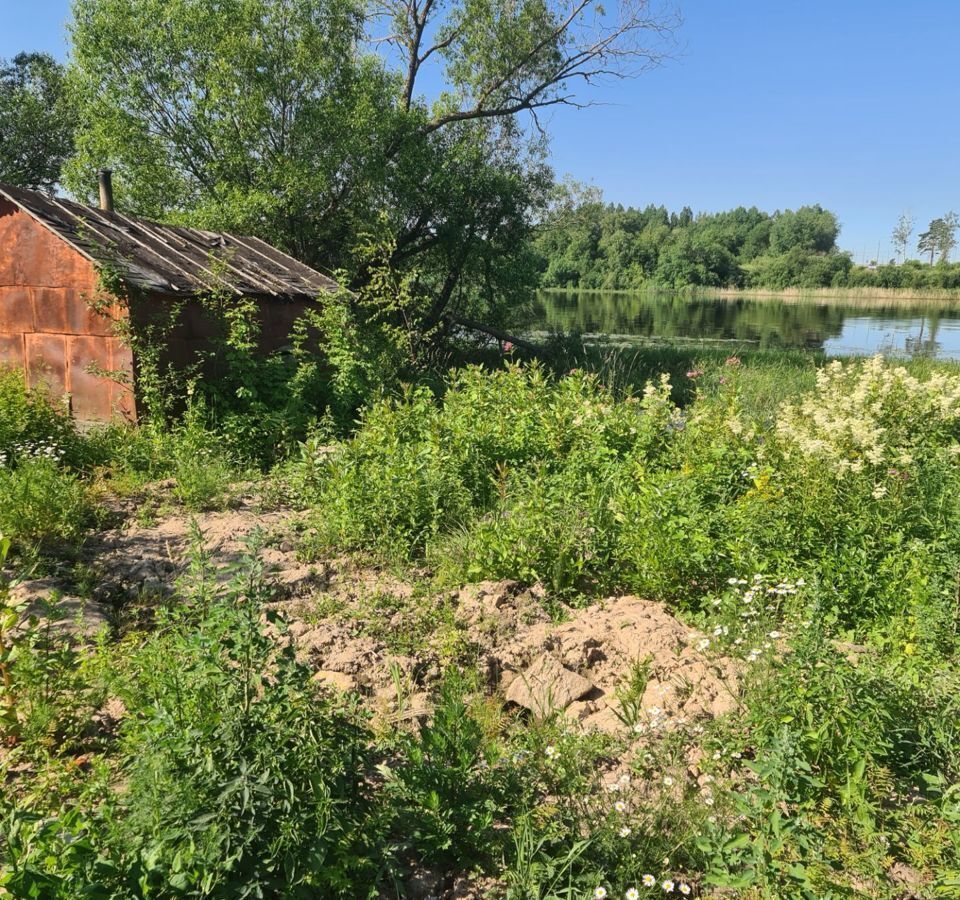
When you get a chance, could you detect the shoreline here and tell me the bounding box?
[540,286,960,305]
[709,286,960,304]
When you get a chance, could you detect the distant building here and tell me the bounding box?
[0,176,339,421]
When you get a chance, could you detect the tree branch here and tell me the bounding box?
[419,0,678,135]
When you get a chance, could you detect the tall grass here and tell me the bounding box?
[710,284,960,303]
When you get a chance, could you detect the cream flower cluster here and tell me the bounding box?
[776,356,960,472]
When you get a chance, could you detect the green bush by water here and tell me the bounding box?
[305,355,960,634]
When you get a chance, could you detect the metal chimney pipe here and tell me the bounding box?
[98,169,115,213]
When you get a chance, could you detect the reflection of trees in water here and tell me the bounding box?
[530,292,849,349]
[904,314,941,357]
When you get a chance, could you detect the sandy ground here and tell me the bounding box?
[13,490,741,739]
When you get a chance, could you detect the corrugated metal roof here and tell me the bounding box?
[0,182,340,299]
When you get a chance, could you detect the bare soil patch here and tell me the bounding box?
[13,497,741,737]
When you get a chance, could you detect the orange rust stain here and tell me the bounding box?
[0,199,135,421]
[0,333,25,370]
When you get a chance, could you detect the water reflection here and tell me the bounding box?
[525,292,960,359]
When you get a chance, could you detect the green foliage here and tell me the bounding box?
[0,52,74,190]
[67,0,385,263]
[535,192,852,291]
[384,672,507,868]
[1,537,382,898]
[64,0,618,332]
[115,245,441,467]
[0,458,92,553]
[168,402,236,510]
[0,537,24,734]
[303,239,448,425]
[306,363,673,571]
[845,258,960,291]
[768,204,839,255]
[5,613,112,756]
[307,355,960,629]
[6,354,960,896]
[917,212,959,265]
[0,371,82,470]
[0,373,101,553]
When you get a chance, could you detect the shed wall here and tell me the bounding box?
[130,294,315,379]
[0,199,135,421]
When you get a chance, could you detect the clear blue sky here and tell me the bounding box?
[3,0,957,261]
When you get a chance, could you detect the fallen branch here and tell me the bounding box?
[449,316,538,351]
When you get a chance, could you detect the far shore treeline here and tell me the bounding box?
[533,191,960,294]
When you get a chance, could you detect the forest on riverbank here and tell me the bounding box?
[534,194,960,294]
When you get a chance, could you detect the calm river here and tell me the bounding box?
[524,291,960,360]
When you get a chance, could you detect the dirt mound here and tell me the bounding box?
[457,586,742,734]
[13,485,741,736]
[276,577,741,734]
[11,577,111,640]
[83,496,317,607]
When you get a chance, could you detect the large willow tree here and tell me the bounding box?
[66,0,676,326]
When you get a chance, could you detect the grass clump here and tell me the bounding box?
[2,538,383,898]
[0,458,92,553]
[0,373,98,553]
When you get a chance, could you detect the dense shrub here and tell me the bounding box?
[0,372,100,550]
[309,364,678,565]
[1,540,382,898]
[0,371,82,470]
[0,458,92,552]
[306,357,960,630]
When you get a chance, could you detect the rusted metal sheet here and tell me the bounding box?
[25,333,68,397]
[0,198,95,288]
[32,287,115,336]
[0,334,24,369]
[0,201,135,421]
[108,338,136,421]
[0,287,34,333]
[0,183,340,300]
[68,335,114,420]
[260,299,311,351]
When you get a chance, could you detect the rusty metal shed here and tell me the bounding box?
[0,180,341,421]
